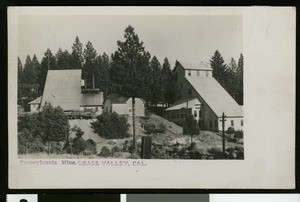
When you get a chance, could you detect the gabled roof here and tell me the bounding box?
[176,60,213,71]
[41,69,82,111]
[186,77,243,117]
[81,92,104,107]
[105,93,129,104]
[28,96,42,105]
[166,98,200,111]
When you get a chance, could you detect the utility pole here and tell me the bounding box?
[221,112,226,155]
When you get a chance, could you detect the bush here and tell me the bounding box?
[72,138,88,155]
[207,147,228,159]
[112,145,120,153]
[18,102,70,155]
[91,111,130,139]
[99,146,111,157]
[234,130,244,140]
[18,129,46,154]
[154,123,166,133]
[85,139,97,154]
[50,143,63,154]
[226,127,235,135]
[143,123,155,134]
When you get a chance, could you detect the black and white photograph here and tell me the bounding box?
[8,7,295,189]
[16,14,244,160]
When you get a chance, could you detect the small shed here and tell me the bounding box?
[28,96,42,112]
[103,93,145,117]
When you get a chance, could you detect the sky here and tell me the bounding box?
[18,15,242,68]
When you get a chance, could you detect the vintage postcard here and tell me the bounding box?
[8,7,295,189]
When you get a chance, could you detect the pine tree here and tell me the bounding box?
[94,53,110,96]
[210,50,228,87]
[56,48,72,69]
[18,57,24,105]
[110,25,151,156]
[229,57,237,72]
[23,55,35,84]
[18,57,24,84]
[38,102,70,154]
[236,53,244,105]
[161,57,175,106]
[39,49,57,95]
[32,54,41,98]
[71,36,84,67]
[146,56,162,105]
[83,41,97,89]
[183,114,200,144]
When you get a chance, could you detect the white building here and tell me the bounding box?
[28,96,42,112]
[165,61,243,131]
[40,69,103,113]
[103,93,145,117]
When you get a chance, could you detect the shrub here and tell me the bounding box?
[18,129,46,154]
[207,146,228,159]
[50,143,63,154]
[154,123,166,133]
[91,111,130,139]
[143,123,155,134]
[226,127,235,135]
[99,146,111,157]
[85,139,97,154]
[112,145,120,153]
[72,138,88,155]
[18,102,70,155]
[234,130,244,141]
[183,114,200,144]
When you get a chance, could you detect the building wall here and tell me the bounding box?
[30,104,39,112]
[103,98,145,117]
[174,65,218,130]
[184,69,212,77]
[126,98,145,117]
[218,117,243,131]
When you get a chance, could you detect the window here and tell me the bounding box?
[241,119,243,126]
[197,70,200,76]
[231,120,234,126]
[188,70,191,76]
[188,89,192,95]
[206,71,209,77]
[194,111,197,117]
[180,83,183,88]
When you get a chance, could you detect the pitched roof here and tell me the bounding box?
[166,98,200,111]
[177,61,213,71]
[81,92,104,107]
[41,69,82,111]
[186,76,243,117]
[105,93,129,104]
[28,96,42,105]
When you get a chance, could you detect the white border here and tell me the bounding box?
[8,7,296,189]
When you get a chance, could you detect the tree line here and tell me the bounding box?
[18,35,176,109]
[18,25,243,110]
[210,50,244,105]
